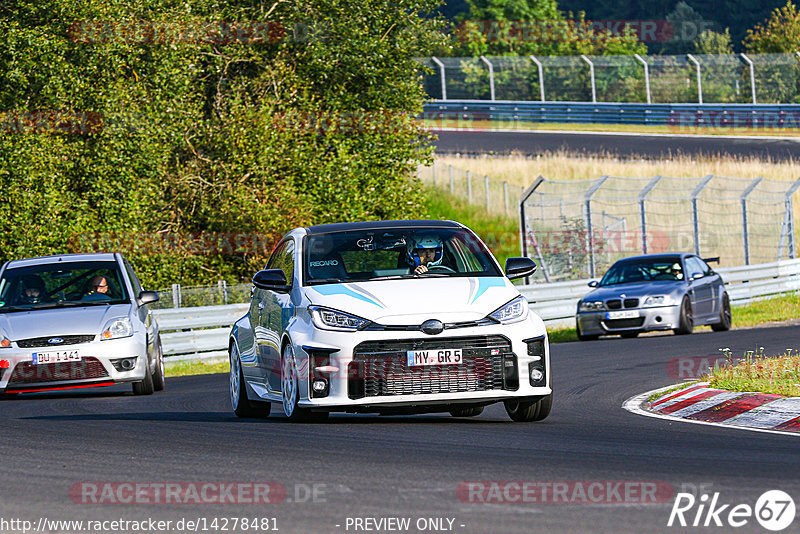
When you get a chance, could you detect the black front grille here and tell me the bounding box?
[17,335,96,348]
[624,298,639,308]
[8,357,108,385]
[349,336,515,398]
[606,299,622,309]
[603,318,645,329]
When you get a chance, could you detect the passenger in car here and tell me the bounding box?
[84,275,112,300]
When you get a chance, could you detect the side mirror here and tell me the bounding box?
[253,269,290,292]
[690,273,704,281]
[588,280,599,288]
[137,290,159,307]
[504,257,537,280]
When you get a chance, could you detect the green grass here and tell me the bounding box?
[707,349,800,397]
[423,118,800,137]
[165,359,229,377]
[424,186,520,268]
[729,293,800,327]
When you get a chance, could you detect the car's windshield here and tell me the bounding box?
[599,258,684,286]
[0,261,130,312]
[304,227,502,284]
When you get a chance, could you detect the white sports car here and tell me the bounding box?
[228,220,552,422]
[0,253,164,396]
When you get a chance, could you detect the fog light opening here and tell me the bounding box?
[655,316,662,323]
[530,368,544,383]
[120,358,136,371]
[312,379,327,393]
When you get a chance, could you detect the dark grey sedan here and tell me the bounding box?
[575,253,731,340]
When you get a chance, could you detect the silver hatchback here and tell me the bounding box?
[0,253,164,395]
[575,253,731,340]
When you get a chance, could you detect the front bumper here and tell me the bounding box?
[577,305,681,336]
[0,336,147,392]
[286,313,551,410]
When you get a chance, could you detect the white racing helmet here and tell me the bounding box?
[406,234,444,267]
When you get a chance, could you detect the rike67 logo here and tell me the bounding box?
[668,490,796,531]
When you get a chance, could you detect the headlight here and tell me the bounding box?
[309,306,369,331]
[0,333,11,348]
[578,300,604,312]
[488,295,528,324]
[101,317,133,340]
[643,295,671,307]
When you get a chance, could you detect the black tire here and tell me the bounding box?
[711,293,732,332]
[449,406,485,418]
[576,320,599,341]
[230,344,270,418]
[504,393,553,422]
[151,338,165,392]
[674,296,694,335]
[621,331,639,338]
[132,360,154,395]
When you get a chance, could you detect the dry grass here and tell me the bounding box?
[435,152,800,189]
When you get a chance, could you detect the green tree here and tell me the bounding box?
[743,1,800,52]
[0,0,445,286]
[694,29,734,55]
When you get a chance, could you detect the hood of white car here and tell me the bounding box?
[0,304,132,341]
[304,277,518,324]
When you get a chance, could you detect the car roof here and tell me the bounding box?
[4,253,120,270]
[615,253,692,263]
[304,220,463,235]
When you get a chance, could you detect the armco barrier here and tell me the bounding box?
[423,101,800,128]
[521,258,800,327]
[160,259,800,360]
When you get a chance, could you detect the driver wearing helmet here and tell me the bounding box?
[406,234,444,274]
[19,275,47,304]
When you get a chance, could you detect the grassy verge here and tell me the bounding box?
[434,153,800,190]
[423,119,800,138]
[707,349,800,397]
[648,381,699,403]
[424,186,519,268]
[728,293,800,327]
[543,293,800,345]
[165,359,229,377]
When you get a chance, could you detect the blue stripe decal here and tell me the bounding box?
[312,284,383,308]
[470,278,506,304]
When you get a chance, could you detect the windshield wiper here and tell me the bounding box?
[0,305,26,313]
[308,278,345,284]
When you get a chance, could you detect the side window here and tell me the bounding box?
[686,257,704,279]
[267,240,295,285]
[123,259,143,295]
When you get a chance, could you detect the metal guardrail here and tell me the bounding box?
[424,101,800,128]
[159,259,800,360]
[521,258,800,327]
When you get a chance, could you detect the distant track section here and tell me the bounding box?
[432,128,800,161]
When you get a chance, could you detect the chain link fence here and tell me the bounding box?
[421,53,800,104]
[417,161,526,217]
[152,281,251,309]
[521,175,800,282]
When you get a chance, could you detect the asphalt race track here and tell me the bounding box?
[433,129,800,161]
[2,326,799,533]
